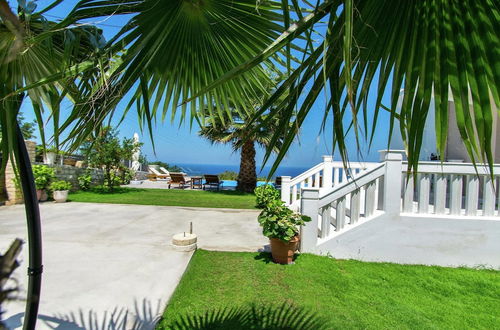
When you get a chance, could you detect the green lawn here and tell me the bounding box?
[159,250,500,329]
[69,188,257,209]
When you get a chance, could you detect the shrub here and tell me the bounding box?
[218,171,238,180]
[103,171,122,187]
[50,180,72,191]
[257,199,310,242]
[32,165,55,190]
[254,185,280,208]
[77,172,92,191]
[120,168,135,184]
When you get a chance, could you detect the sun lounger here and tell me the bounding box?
[203,175,224,191]
[159,167,170,175]
[169,172,192,189]
[148,166,170,181]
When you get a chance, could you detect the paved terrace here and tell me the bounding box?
[0,202,265,329]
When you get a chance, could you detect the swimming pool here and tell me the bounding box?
[218,180,269,188]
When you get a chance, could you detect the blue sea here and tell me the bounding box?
[175,163,309,179]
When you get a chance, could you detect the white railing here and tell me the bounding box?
[299,151,404,252]
[315,163,386,240]
[281,155,377,208]
[402,162,500,217]
[298,150,500,253]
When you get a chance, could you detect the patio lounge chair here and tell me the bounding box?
[203,175,224,191]
[169,172,192,189]
[148,166,170,181]
[159,167,170,175]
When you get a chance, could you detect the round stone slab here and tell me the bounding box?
[172,233,197,246]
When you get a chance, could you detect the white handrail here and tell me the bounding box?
[289,162,325,185]
[318,163,385,208]
[402,161,500,175]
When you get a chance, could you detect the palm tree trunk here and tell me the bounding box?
[15,122,43,330]
[237,140,257,193]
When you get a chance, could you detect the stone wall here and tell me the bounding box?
[44,164,104,192]
[3,141,37,205]
[0,140,105,204]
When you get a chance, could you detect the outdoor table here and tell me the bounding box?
[191,176,203,189]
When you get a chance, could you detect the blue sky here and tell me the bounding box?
[19,0,395,168]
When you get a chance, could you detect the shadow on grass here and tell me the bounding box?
[159,303,328,330]
[254,252,301,264]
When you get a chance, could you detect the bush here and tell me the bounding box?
[104,171,122,187]
[258,199,310,242]
[120,168,135,184]
[77,172,92,191]
[254,185,280,208]
[218,171,238,180]
[50,180,72,191]
[32,165,55,190]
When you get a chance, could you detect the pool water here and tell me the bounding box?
[221,180,268,188]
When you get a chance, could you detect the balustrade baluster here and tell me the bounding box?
[292,185,298,203]
[365,181,376,217]
[350,189,360,223]
[336,197,346,231]
[450,175,463,215]
[418,174,430,213]
[403,173,414,213]
[434,174,447,214]
[483,176,495,217]
[333,168,340,186]
[321,205,331,238]
[314,173,320,187]
[466,175,479,216]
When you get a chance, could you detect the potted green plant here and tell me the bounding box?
[32,165,55,201]
[43,146,58,165]
[50,180,72,203]
[257,199,311,264]
[254,185,281,208]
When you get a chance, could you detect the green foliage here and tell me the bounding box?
[149,161,182,172]
[77,171,92,191]
[254,185,280,208]
[257,200,310,242]
[218,171,238,180]
[32,165,55,190]
[50,180,71,191]
[80,127,141,190]
[120,168,135,185]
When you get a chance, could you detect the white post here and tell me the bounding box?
[379,150,404,215]
[322,155,334,189]
[281,176,291,205]
[300,188,320,253]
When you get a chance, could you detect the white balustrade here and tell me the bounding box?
[299,151,500,253]
[401,162,500,217]
[281,155,376,207]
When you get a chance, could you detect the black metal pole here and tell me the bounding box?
[15,123,43,330]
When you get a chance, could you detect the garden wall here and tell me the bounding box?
[42,164,104,192]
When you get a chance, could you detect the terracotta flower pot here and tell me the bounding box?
[270,235,300,265]
[36,189,48,202]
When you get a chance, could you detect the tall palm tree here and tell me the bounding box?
[199,110,283,192]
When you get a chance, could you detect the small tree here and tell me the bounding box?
[80,127,141,190]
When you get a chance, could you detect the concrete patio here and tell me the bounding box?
[0,202,265,329]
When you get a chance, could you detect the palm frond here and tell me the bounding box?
[194,0,500,175]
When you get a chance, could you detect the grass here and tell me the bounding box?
[159,250,500,329]
[68,187,257,209]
